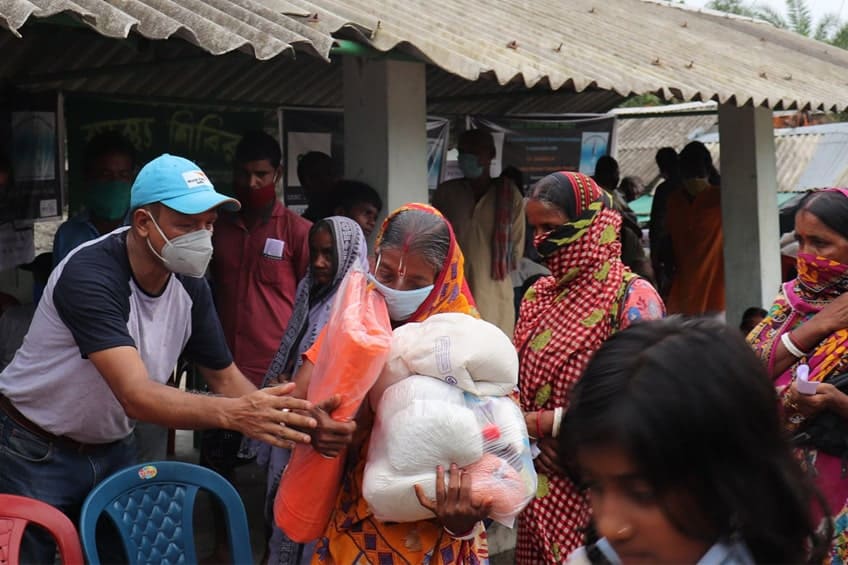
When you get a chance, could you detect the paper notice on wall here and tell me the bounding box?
[11,112,57,182]
[39,199,58,218]
[490,131,504,177]
[578,132,610,175]
[0,224,35,272]
[286,132,332,187]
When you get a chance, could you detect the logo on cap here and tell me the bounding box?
[182,170,212,189]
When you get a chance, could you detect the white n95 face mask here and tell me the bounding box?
[368,274,433,322]
[145,210,214,278]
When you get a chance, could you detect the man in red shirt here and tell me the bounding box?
[212,131,311,387]
[205,131,311,552]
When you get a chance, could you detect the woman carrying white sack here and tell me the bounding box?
[363,311,537,528]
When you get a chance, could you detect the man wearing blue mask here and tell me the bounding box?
[53,131,136,264]
[432,129,525,337]
[0,154,317,563]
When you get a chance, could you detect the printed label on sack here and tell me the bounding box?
[138,465,158,480]
[435,336,452,376]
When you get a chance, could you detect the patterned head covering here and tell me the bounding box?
[375,203,479,321]
[533,171,615,260]
[263,216,369,385]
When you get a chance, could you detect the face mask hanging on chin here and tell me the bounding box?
[367,274,433,322]
[144,210,214,278]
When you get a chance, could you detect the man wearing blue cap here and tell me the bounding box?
[0,154,318,562]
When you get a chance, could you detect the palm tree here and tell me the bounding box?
[705,0,848,48]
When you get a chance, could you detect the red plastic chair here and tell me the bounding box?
[0,494,84,565]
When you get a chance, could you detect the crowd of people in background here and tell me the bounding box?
[1,124,848,565]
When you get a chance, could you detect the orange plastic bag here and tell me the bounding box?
[275,269,392,542]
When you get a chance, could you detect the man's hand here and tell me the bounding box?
[229,383,317,449]
[303,394,357,458]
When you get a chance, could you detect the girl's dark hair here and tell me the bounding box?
[798,190,848,241]
[378,209,450,273]
[561,317,830,564]
[530,173,580,219]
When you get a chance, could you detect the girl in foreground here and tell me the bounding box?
[562,318,830,564]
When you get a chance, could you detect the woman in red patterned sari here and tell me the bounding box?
[514,172,664,563]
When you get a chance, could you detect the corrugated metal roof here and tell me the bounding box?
[3,0,848,111]
[0,22,624,114]
[0,0,333,60]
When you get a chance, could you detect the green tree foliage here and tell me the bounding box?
[705,0,848,48]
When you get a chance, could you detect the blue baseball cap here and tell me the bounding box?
[130,154,240,214]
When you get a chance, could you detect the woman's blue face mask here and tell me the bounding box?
[368,251,435,322]
[367,275,433,322]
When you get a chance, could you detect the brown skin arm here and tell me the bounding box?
[415,464,492,536]
[288,358,358,457]
[89,346,317,448]
[523,411,565,475]
[769,293,848,378]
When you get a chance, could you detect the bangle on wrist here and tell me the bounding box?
[782,332,809,358]
[444,522,482,540]
[551,407,564,439]
[535,411,544,439]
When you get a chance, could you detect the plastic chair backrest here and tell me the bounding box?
[78,461,252,565]
[0,494,84,565]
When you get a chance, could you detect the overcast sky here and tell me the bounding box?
[684,0,848,22]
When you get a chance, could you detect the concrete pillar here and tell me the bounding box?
[343,57,428,217]
[718,104,781,326]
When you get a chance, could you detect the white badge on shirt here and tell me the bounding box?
[263,238,285,260]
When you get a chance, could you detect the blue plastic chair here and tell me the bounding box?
[79,461,252,564]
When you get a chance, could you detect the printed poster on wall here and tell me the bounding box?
[468,114,616,193]
[0,90,63,222]
[65,95,267,214]
[427,117,450,194]
[281,109,344,214]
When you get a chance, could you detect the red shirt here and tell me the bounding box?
[212,201,311,386]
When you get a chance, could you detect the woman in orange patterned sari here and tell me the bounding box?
[293,204,489,565]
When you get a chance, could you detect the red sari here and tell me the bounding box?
[514,173,664,563]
